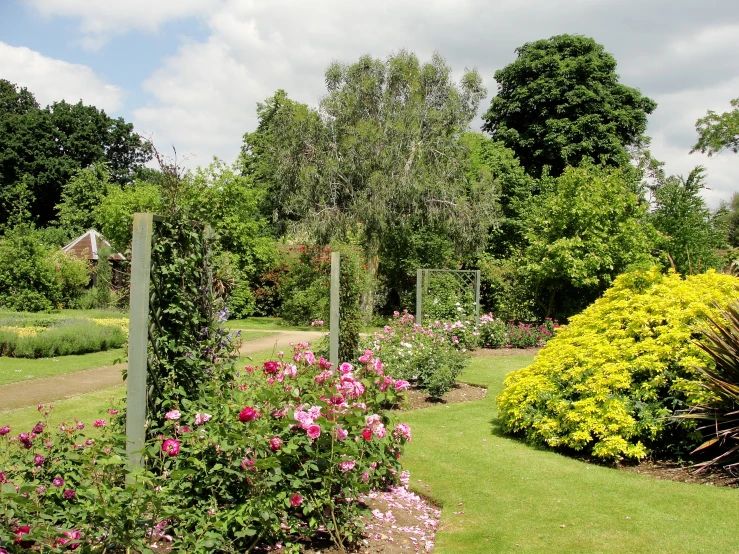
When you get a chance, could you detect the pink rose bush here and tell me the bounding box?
[0,342,412,552]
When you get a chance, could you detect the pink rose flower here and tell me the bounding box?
[269,436,283,451]
[306,424,321,440]
[52,476,64,487]
[108,409,119,415]
[263,361,279,375]
[394,380,411,391]
[334,426,348,441]
[339,362,354,374]
[394,423,412,442]
[162,438,181,457]
[241,457,255,471]
[93,420,106,428]
[0,425,10,435]
[290,493,303,506]
[362,428,373,441]
[164,410,181,421]
[194,413,212,425]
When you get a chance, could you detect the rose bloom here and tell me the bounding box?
[108,409,119,415]
[52,476,64,487]
[63,489,76,500]
[241,457,255,471]
[33,454,45,466]
[334,426,348,441]
[14,525,32,548]
[263,361,279,375]
[164,410,181,421]
[238,406,260,422]
[194,412,212,426]
[394,380,411,391]
[93,420,106,428]
[338,460,356,472]
[0,425,10,436]
[58,530,82,550]
[32,422,44,434]
[362,428,373,441]
[290,493,303,507]
[306,424,321,440]
[162,438,181,457]
[269,436,283,452]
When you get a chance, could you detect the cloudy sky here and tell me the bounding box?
[1,0,737,206]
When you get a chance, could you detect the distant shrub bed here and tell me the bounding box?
[363,311,469,398]
[0,312,127,358]
[497,268,739,461]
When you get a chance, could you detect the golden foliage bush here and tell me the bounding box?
[496,268,739,460]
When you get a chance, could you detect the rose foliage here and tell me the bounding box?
[497,268,739,461]
[1,344,412,553]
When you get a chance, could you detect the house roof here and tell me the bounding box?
[62,229,126,261]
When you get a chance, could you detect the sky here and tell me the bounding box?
[0,0,737,207]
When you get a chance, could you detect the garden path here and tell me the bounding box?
[0,330,324,412]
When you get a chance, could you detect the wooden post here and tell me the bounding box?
[330,252,340,367]
[475,270,481,324]
[416,269,423,324]
[126,213,154,475]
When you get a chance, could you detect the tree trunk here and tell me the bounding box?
[360,252,379,322]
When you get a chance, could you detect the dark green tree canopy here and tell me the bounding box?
[482,34,657,178]
[0,79,151,226]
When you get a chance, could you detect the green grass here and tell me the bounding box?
[0,385,125,429]
[225,316,314,331]
[0,348,125,385]
[401,354,739,553]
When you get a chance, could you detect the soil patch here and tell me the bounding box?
[402,382,487,411]
[617,460,739,488]
[471,347,540,357]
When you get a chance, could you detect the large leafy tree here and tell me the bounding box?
[0,79,151,226]
[482,34,657,178]
[243,52,499,312]
[650,166,723,274]
[691,97,739,156]
[521,164,655,320]
[56,162,111,237]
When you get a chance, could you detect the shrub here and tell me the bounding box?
[0,345,412,552]
[422,272,475,322]
[477,313,507,348]
[228,280,257,319]
[279,246,331,326]
[0,227,89,312]
[0,320,126,357]
[497,267,739,461]
[363,311,469,398]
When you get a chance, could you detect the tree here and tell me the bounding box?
[56,162,111,237]
[482,34,657,178]
[243,52,498,313]
[715,192,739,247]
[94,181,163,250]
[0,79,151,226]
[692,97,739,157]
[650,166,723,274]
[521,164,655,320]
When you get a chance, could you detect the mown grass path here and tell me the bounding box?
[402,354,739,554]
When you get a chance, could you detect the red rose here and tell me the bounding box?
[239,406,260,422]
[362,428,373,441]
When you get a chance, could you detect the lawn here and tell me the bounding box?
[0,348,125,385]
[402,354,739,553]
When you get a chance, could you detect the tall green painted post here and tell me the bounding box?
[416,269,423,323]
[330,252,340,367]
[126,213,155,474]
[475,270,481,324]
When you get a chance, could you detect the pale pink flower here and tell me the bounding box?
[334,426,348,441]
[394,423,412,442]
[164,410,181,421]
[394,380,411,391]
[304,351,316,365]
[194,413,212,426]
[339,362,354,375]
[93,420,106,428]
[269,436,283,451]
[338,460,356,472]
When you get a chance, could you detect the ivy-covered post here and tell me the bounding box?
[330,251,340,366]
[126,213,155,474]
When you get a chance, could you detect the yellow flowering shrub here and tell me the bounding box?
[92,318,129,336]
[496,268,739,461]
[0,325,44,337]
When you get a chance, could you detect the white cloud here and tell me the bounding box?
[118,0,738,206]
[24,0,218,49]
[0,41,124,112]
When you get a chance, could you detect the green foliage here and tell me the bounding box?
[691,97,739,157]
[0,320,125,358]
[714,192,739,248]
[94,181,163,250]
[650,166,722,274]
[422,272,475,322]
[363,311,469,398]
[244,53,498,318]
[477,254,537,321]
[0,79,151,226]
[279,246,331,326]
[0,226,89,312]
[461,133,535,256]
[56,162,110,237]
[228,280,257,319]
[482,34,656,178]
[521,165,655,320]
[676,301,739,471]
[497,268,739,461]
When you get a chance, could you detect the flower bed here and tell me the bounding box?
[0,344,413,552]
